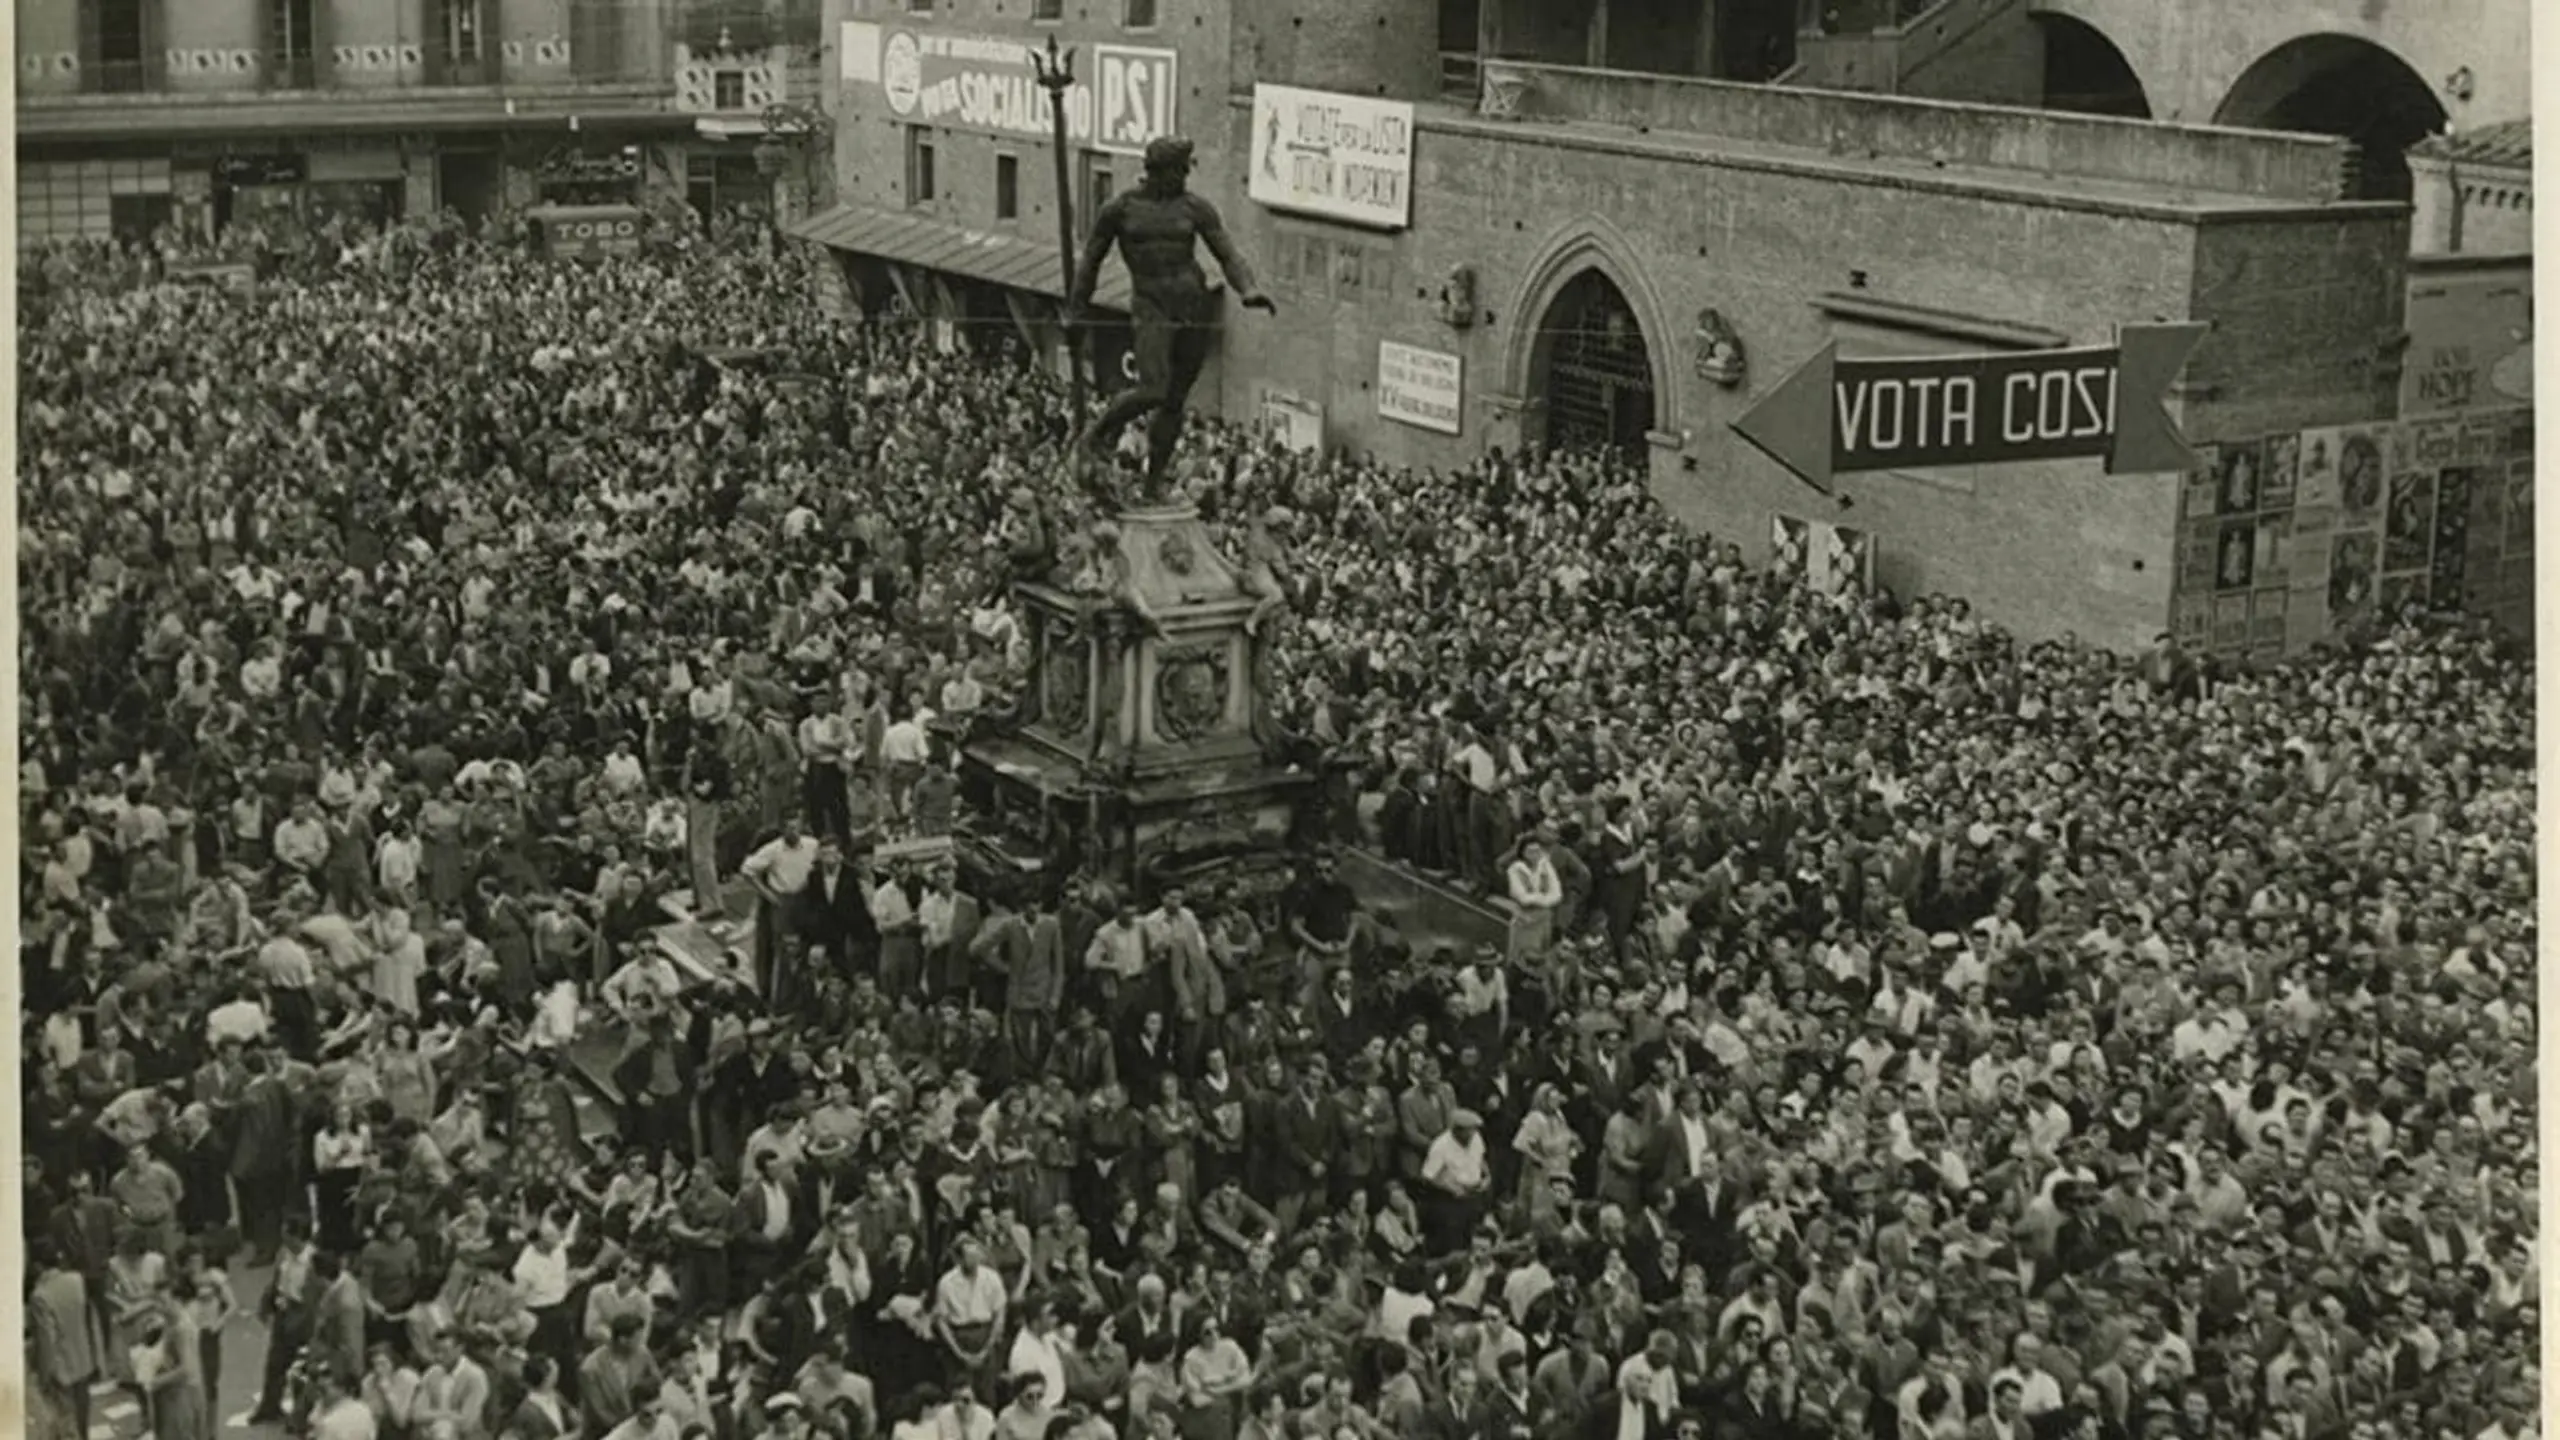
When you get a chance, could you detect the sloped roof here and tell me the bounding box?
[2413,119,2532,170]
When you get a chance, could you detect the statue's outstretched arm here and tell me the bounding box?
[1193,198,1267,305]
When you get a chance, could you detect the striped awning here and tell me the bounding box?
[788,203,1130,312]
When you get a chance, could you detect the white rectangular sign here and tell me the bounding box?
[1247,83,1415,229]
[1261,392,1324,453]
[1377,340,1462,435]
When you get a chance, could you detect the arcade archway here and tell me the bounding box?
[1530,268,1659,456]
[2215,34,2448,201]
[2036,14,2151,119]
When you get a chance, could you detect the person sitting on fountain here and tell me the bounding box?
[1065,135,1276,504]
[1239,505,1295,639]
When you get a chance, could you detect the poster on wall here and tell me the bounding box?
[1815,524,1875,596]
[2211,594,2251,652]
[2171,591,2211,648]
[2180,446,2219,519]
[2214,519,2256,591]
[2336,427,2386,523]
[840,22,1178,157]
[1246,84,1417,230]
[2251,513,2293,590]
[2176,521,2217,594]
[2261,433,2299,510]
[1772,515,1811,575]
[2382,471,2437,573]
[1771,515,1875,596]
[2328,532,2379,621]
[2431,468,2472,606]
[2502,460,2533,558]
[2399,261,2533,419]
[2250,590,2288,651]
[1376,339,1463,435]
[2297,428,2342,509]
[2214,442,2262,515]
[1259,392,1325,453]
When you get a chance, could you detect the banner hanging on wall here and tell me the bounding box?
[1376,339,1462,435]
[1246,84,1416,230]
[840,22,1176,158]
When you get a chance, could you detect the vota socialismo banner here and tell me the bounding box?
[840,21,1177,159]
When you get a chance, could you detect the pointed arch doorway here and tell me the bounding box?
[1531,268,1658,455]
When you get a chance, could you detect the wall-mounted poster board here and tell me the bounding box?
[2170,408,2531,658]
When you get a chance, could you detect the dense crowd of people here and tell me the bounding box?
[17,216,2538,1440]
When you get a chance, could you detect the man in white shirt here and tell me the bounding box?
[737,1150,799,1291]
[308,1366,379,1440]
[1611,1332,1681,1440]
[271,800,331,876]
[742,817,821,1007]
[872,862,923,998]
[1083,899,1149,1025]
[1987,1331,2067,1417]
[1421,1109,1493,1248]
[416,1329,493,1440]
[931,1238,1009,1383]
[513,1222,582,1318]
[796,705,855,841]
[1003,1295,1070,1408]
[879,711,931,818]
[1144,886,1215,1062]
[1505,840,1564,954]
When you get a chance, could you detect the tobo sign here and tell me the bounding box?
[535,208,646,261]
[1732,325,2206,491]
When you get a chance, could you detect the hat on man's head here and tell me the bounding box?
[1142,136,1195,173]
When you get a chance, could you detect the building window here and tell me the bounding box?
[1123,0,1158,27]
[713,69,746,109]
[268,0,316,85]
[95,0,146,86]
[109,193,173,243]
[1032,0,1063,18]
[906,0,934,12]
[1332,240,1365,293]
[907,127,937,205]
[444,0,483,60]
[996,154,1020,220]
[1080,152,1114,217]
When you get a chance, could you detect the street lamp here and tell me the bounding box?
[1028,35,1086,426]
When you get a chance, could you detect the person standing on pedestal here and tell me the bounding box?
[1066,136,1276,502]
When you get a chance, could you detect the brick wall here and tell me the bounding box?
[1232,0,1439,101]
[2181,211,2412,444]
[1208,97,2409,650]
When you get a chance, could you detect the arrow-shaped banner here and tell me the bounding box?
[1732,322,2206,492]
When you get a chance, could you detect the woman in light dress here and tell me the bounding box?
[138,1295,212,1440]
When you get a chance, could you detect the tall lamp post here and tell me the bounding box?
[1029,36,1086,427]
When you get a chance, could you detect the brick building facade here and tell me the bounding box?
[806,0,2505,652]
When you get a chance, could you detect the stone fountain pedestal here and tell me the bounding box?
[958,503,1315,898]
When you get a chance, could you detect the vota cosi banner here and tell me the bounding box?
[840,21,1177,158]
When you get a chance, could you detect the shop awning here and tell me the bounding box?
[789,204,1130,313]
